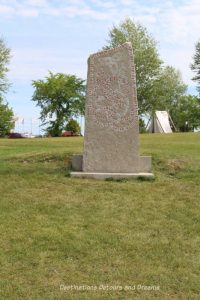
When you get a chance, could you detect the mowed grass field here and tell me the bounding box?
[0,133,200,300]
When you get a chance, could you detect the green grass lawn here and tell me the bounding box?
[0,133,200,299]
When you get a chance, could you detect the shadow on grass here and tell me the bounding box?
[105,176,156,183]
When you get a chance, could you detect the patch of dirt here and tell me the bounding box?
[166,158,190,174]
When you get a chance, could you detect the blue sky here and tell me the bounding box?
[0,0,200,134]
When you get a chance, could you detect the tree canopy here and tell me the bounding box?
[32,72,86,136]
[191,40,200,95]
[0,103,14,137]
[0,37,10,101]
[65,119,81,134]
[0,36,13,136]
[151,66,187,113]
[103,18,187,116]
[171,95,200,132]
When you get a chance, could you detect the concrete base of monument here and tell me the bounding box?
[71,154,153,177]
[71,155,154,179]
[71,172,154,180]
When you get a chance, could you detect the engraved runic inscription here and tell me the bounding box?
[71,42,153,178]
[83,43,141,173]
[87,45,138,133]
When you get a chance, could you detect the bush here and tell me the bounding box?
[65,119,81,134]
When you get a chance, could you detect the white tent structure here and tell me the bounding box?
[147,111,176,133]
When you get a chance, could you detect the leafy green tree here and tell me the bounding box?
[103,18,186,116]
[191,40,200,94]
[151,66,187,113]
[32,72,86,136]
[139,118,147,133]
[171,95,200,131]
[0,103,14,137]
[65,119,81,134]
[0,37,11,101]
[0,36,13,137]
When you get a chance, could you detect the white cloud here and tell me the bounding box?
[1,0,200,88]
[64,6,115,20]
[0,0,197,30]
[134,15,157,25]
[26,0,48,7]
[120,0,134,5]
[2,0,199,122]
[17,8,38,17]
[156,1,200,45]
[0,4,14,14]
[44,7,61,16]
[160,47,195,85]
[90,0,115,8]
[8,48,87,82]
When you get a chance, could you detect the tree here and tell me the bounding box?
[139,118,147,133]
[0,37,11,101]
[65,119,81,134]
[171,95,200,131]
[103,18,186,116]
[150,66,187,113]
[191,40,200,94]
[0,103,14,137]
[32,72,86,136]
[0,36,13,137]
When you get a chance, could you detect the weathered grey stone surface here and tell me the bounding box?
[139,156,152,173]
[84,42,140,173]
[72,155,83,171]
[71,42,153,178]
[72,155,152,173]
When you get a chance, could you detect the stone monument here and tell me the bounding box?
[71,42,153,179]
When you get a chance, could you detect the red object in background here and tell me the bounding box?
[62,131,79,137]
[9,132,24,138]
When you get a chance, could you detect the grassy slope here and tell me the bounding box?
[0,133,200,299]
